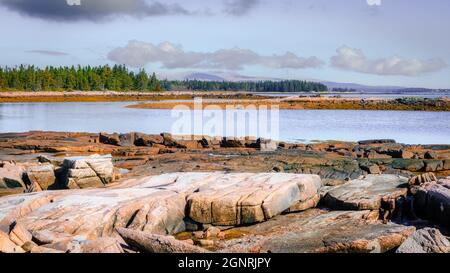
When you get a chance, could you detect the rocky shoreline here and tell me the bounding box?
[0,131,449,253]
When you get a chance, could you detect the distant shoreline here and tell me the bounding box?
[0,90,266,103]
[128,96,450,112]
[0,91,449,111]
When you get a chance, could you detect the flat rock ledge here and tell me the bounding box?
[0,172,321,253]
[214,209,415,253]
[323,174,409,210]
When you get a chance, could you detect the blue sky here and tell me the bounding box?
[0,0,449,88]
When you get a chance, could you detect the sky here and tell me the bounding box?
[0,0,449,88]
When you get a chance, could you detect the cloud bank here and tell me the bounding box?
[331,46,447,76]
[223,0,260,16]
[0,0,190,21]
[26,50,69,56]
[107,40,324,70]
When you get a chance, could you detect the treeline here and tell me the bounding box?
[0,65,327,92]
[331,88,357,92]
[161,79,328,92]
[0,65,161,91]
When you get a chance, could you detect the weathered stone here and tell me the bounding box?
[0,161,26,191]
[22,241,38,252]
[258,138,278,152]
[205,226,221,238]
[444,159,450,170]
[424,160,444,172]
[413,179,450,228]
[80,237,124,253]
[186,173,322,226]
[285,194,321,213]
[323,174,408,210]
[220,137,243,148]
[40,239,82,253]
[0,230,17,253]
[134,134,164,147]
[161,133,186,148]
[216,209,414,253]
[26,165,55,190]
[26,181,43,193]
[9,222,32,246]
[359,162,381,174]
[118,133,137,146]
[99,132,120,146]
[0,172,322,247]
[117,228,209,253]
[424,151,438,159]
[198,239,214,247]
[396,228,450,253]
[37,155,51,163]
[62,154,114,188]
[192,231,204,239]
[399,150,415,159]
[14,246,25,253]
[408,173,437,186]
[390,159,425,172]
[30,246,65,253]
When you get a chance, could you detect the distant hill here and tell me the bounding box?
[184,73,226,81]
[170,72,448,93]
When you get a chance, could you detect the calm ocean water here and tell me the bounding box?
[0,102,449,144]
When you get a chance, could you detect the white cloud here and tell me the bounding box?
[331,46,447,76]
[107,40,324,70]
[367,0,382,6]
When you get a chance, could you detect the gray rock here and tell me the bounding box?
[258,138,278,152]
[424,151,438,159]
[444,159,450,170]
[186,173,322,226]
[216,210,414,253]
[62,154,114,189]
[396,228,450,253]
[413,178,450,228]
[323,174,408,210]
[0,161,25,190]
[99,132,120,146]
[25,165,55,190]
[424,160,444,172]
[391,159,425,172]
[117,228,209,253]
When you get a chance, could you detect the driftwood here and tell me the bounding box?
[116,228,210,253]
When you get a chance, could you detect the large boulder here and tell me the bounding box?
[62,154,114,189]
[424,160,444,172]
[134,134,164,147]
[396,228,450,253]
[25,165,55,190]
[0,161,26,196]
[99,132,120,146]
[220,137,244,148]
[323,174,408,210]
[390,159,425,172]
[258,138,278,152]
[186,173,322,226]
[413,177,450,228]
